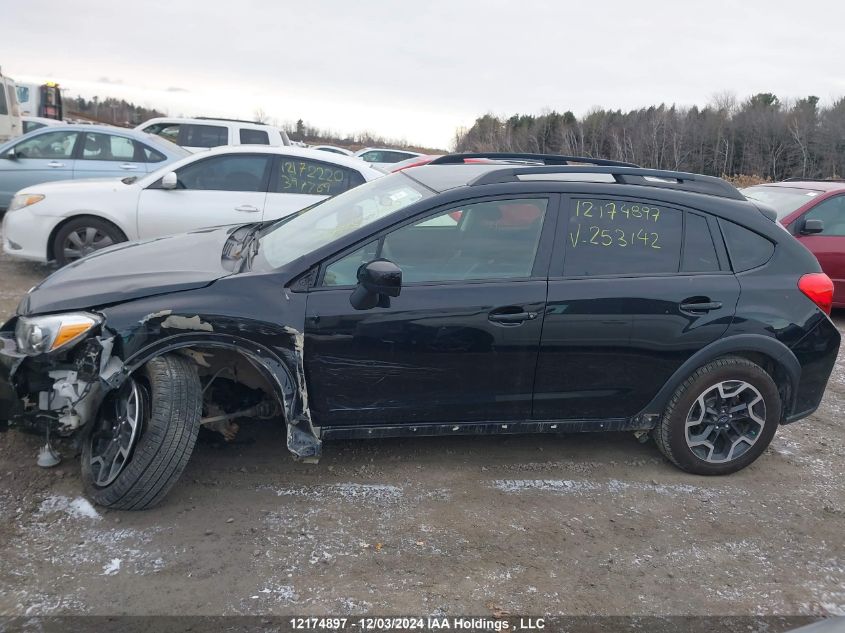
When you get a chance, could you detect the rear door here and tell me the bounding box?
[793,194,845,302]
[263,155,367,222]
[304,195,557,427]
[136,153,271,239]
[73,131,150,179]
[533,196,739,420]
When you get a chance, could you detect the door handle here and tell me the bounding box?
[488,310,538,324]
[47,161,65,168]
[680,300,723,313]
[234,204,261,213]
[119,163,138,170]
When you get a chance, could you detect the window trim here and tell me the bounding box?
[312,193,560,290]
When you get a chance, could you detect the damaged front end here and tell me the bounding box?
[0,313,123,439]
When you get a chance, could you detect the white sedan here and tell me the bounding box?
[2,145,383,265]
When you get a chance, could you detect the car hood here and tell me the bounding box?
[19,227,241,315]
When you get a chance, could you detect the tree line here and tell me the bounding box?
[67,96,164,127]
[454,93,845,180]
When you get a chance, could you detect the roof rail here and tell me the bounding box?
[429,152,637,167]
[195,116,270,126]
[469,166,745,200]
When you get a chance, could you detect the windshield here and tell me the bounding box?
[741,185,822,219]
[254,173,433,269]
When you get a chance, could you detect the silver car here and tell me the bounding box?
[0,124,189,210]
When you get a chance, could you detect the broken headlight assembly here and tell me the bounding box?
[14,313,102,356]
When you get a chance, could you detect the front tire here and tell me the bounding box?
[53,217,127,266]
[652,357,781,475]
[82,354,202,510]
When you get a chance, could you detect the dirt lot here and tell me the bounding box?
[0,234,843,620]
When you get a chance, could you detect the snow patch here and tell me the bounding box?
[38,495,101,520]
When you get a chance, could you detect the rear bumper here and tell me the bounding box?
[786,316,841,423]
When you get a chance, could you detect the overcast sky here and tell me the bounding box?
[2,0,844,149]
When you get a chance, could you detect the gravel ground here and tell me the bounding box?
[0,232,843,619]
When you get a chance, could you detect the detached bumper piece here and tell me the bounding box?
[0,332,25,432]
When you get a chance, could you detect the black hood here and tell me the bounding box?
[19,226,243,315]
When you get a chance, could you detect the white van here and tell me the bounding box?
[135,117,290,153]
[0,69,22,143]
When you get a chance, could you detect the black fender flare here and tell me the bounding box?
[117,332,320,458]
[637,333,800,423]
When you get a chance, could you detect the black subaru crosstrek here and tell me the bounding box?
[0,153,839,510]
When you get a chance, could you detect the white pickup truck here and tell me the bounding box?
[0,69,22,143]
[135,117,291,152]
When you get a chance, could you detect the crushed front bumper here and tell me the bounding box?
[0,331,26,430]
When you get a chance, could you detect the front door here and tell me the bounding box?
[0,129,78,207]
[533,197,738,420]
[136,153,271,239]
[304,195,556,427]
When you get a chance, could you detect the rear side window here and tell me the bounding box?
[275,158,364,196]
[682,213,720,272]
[720,219,774,272]
[181,124,228,148]
[240,128,269,144]
[80,132,138,161]
[563,198,683,276]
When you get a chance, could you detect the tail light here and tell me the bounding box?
[798,273,834,315]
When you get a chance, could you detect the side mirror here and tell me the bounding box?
[801,218,824,235]
[160,171,178,190]
[3,148,17,160]
[349,259,402,310]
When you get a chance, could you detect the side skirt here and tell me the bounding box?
[321,417,653,441]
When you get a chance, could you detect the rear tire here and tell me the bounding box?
[53,217,127,266]
[652,357,781,475]
[82,354,202,510]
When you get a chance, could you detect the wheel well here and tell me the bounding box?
[46,215,128,261]
[714,351,793,420]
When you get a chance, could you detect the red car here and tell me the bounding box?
[742,180,845,307]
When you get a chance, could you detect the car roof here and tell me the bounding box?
[136,144,384,186]
[355,147,422,155]
[0,123,188,155]
[752,180,845,193]
[136,117,275,129]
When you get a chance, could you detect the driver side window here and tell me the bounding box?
[14,131,78,159]
[174,155,271,192]
[323,198,548,286]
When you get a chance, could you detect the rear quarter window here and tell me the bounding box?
[719,219,775,272]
